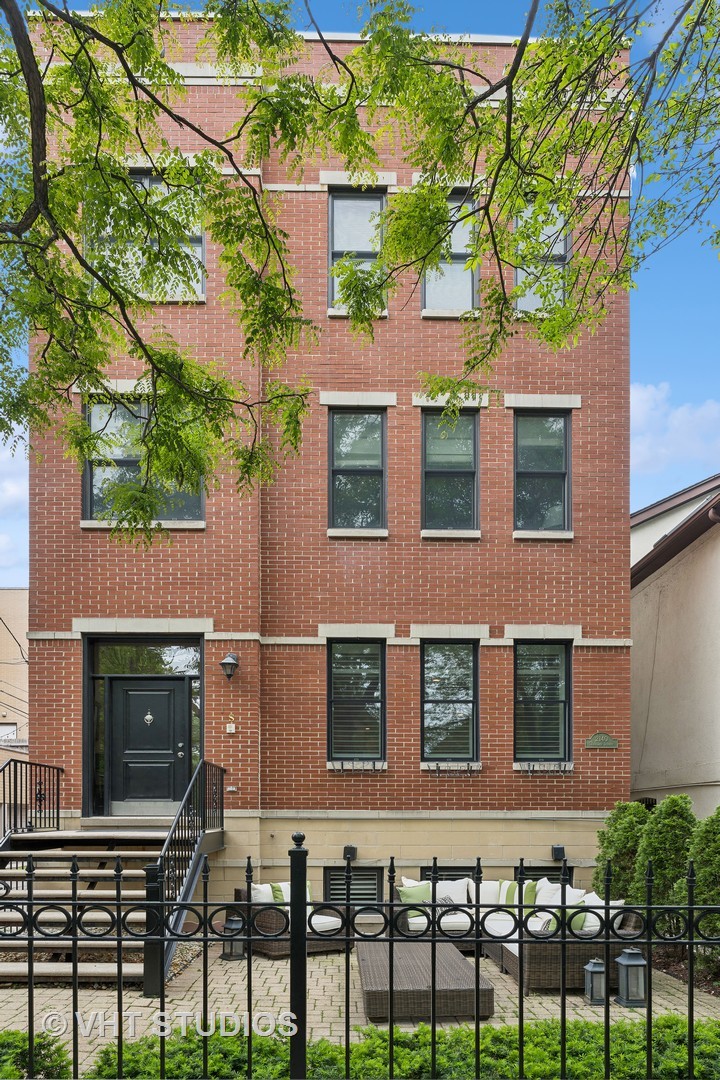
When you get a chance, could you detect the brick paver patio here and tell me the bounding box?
[2,945,718,1073]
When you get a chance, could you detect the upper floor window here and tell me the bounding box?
[514,412,569,531]
[422,411,477,529]
[329,192,384,307]
[84,401,202,521]
[514,642,570,761]
[514,206,569,314]
[328,641,385,760]
[329,410,385,529]
[422,642,478,761]
[423,195,476,311]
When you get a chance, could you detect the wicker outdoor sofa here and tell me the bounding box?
[391,878,644,994]
[233,887,354,958]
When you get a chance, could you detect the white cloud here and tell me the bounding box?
[631,382,720,476]
[0,442,28,517]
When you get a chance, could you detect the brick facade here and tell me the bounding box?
[28,28,630,889]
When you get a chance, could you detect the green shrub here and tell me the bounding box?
[592,800,650,899]
[629,794,696,905]
[0,1031,70,1079]
[86,1016,720,1079]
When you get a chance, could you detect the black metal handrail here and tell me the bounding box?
[144,759,225,992]
[0,757,63,840]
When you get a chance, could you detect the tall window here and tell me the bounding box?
[514,642,570,761]
[514,206,569,314]
[329,193,383,306]
[329,410,385,528]
[423,411,477,529]
[85,401,202,520]
[514,413,569,531]
[424,195,476,310]
[422,642,477,761]
[328,642,385,760]
[93,173,204,302]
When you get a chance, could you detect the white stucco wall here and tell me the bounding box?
[631,493,720,565]
[0,588,28,744]
[631,527,720,818]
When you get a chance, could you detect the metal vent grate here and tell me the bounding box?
[324,867,383,904]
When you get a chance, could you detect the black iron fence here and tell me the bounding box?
[0,833,719,1079]
[0,757,63,838]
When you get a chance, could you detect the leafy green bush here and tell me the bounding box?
[592,800,650,899]
[0,1031,70,1079]
[629,794,696,905]
[86,1016,720,1079]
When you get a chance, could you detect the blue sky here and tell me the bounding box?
[0,0,718,587]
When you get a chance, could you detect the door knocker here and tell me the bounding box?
[144,711,154,725]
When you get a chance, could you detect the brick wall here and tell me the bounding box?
[28,29,631,826]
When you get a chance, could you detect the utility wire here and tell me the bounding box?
[0,617,28,663]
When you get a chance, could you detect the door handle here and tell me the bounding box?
[177,751,185,758]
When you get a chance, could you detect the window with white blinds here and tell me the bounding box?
[514,641,570,761]
[328,641,385,760]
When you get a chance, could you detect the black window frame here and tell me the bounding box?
[514,410,570,531]
[422,193,478,311]
[513,205,570,315]
[328,190,385,308]
[421,640,478,762]
[513,864,574,885]
[327,639,386,761]
[513,640,572,763]
[422,409,478,530]
[323,866,384,903]
[82,398,204,522]
[328,408,387,529]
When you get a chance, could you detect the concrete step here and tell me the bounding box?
[0,938,143,951]
[0,961,144,982]
[3,888,146,901]
[0,868,146,880]
[2,850,163,861]
[8,830,167,843]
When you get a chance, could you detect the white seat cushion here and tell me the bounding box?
[308,914,342,934]
[407,911,472,933]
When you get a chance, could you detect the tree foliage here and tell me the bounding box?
[591,799,650,900]
[1,0,719,527]
[628,793,697,905]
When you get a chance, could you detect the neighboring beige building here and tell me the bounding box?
[0,588,29,749]
[631,482,720,817]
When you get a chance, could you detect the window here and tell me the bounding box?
[324,867,383,904]
[92,173,204,302]
[422,411,477,529]
[328,641,384,760]
[329,192,384,307]
[514,642,570,761]
[514,412,569,531]
[85,401,203,520]
[329,410,385,528]
[424,196,476,310]
[514,206,569,314]
[422,642,477,761]
[513,864,574,885]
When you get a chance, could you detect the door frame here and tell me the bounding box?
[82,636,204,818]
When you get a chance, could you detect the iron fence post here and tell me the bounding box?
[143,861,164,997]
[289,832,308,1080]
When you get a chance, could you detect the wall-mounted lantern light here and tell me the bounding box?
[220,653,239,680]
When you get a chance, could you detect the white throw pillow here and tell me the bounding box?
[477,880,500,905]
[534,878,563,907]
[401,876,422,888]
[580,892,625,933]
[250,883,274,903]
[402,876,470,904]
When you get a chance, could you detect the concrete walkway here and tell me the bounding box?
[2,945,719,1074]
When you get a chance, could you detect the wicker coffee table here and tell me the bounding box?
[356,940,494,1021]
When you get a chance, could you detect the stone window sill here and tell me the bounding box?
[327,307,388,319]
[420,762,482,772]
[421,529,481,540]
[421,308,474,319]
[326,760,388,771]
[513,530,574,541]
[513,761,574,773]
[80,520,206,530]
[327,528,388,539]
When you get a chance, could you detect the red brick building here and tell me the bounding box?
[28,28,631,898]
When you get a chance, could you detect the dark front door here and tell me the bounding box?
[110,678,191,812]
